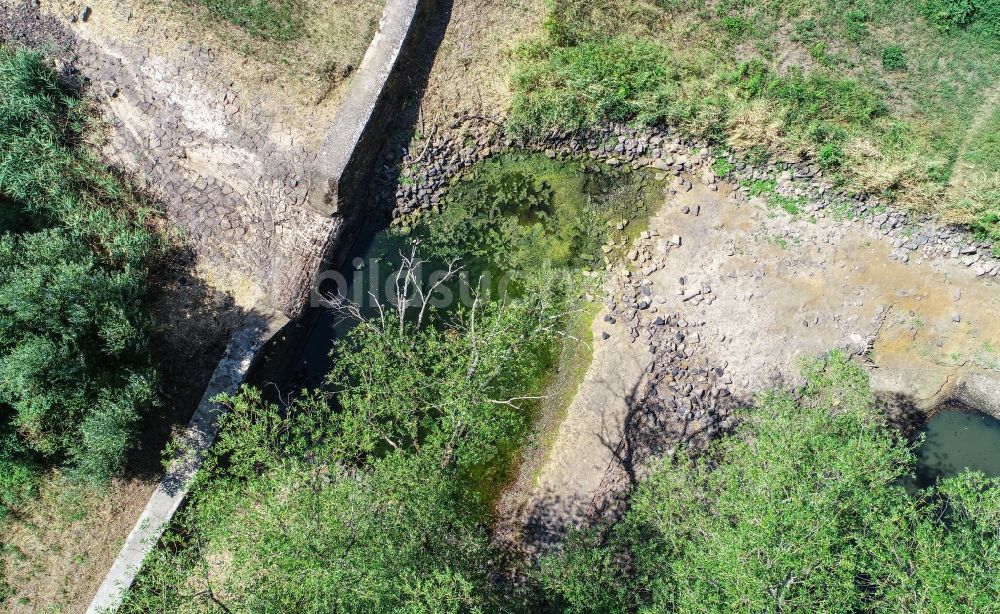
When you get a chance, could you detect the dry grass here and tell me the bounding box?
[728,98,787,151]
[1,476,153,613]
[47,0,383,142]
[417,0,546,121]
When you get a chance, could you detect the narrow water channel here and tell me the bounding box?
[911,408,1000,489]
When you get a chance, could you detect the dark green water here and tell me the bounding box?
[912,408,1000,489]
[290,153,662,390]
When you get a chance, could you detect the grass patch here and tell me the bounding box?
[711,156,735,177]
[190,0,304,40]
[964,106,1000,172]
[510,37,681,134]
[512,0,1000,244]
[744,177,777,197]
[768,193,806,216]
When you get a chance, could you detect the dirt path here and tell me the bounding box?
[518,172,1000,546]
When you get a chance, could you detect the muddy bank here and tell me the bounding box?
[489,143,1000,548]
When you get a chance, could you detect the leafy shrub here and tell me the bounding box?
[0,231,156,482]
[882,44,907,70]
[0,49,159,488]
[922,0,977,29]
[125,261,576,610]
[923,0,1000,37]
[326,293,565,471]
[818,141,845,168]
[127,446,502,612]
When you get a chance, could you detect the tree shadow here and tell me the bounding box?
[124,243,247,482]
[367,0,456,217]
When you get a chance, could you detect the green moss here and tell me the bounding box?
[410,153,663,277]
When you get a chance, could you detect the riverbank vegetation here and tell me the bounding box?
[540,353,1000,612]
[510,0,1000,246]
[123,153,1000,611]
[125,338,1000,610]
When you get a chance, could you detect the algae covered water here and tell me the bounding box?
[911,408,1000,489]
[292,152,662,389]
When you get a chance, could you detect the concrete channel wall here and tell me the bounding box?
[309,0,427,217]
[87,311,286,613]
[87,0,430,610]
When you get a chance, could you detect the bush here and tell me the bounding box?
[923,0,1000,37]
[126,446,502,612]
[818,141,845,168]
[923,0,977,29]
[0,48,159,488]
[881,44,907,70]
[124,261,574,611]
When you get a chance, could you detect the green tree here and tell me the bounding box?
[0,230,155,481]
[540,353,1000,612]
[0,48,159,495]
[128,442,500,612]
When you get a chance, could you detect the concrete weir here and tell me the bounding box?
[310,0,427,216]
[86,0,429,610]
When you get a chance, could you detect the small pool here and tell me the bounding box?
[911,408,1000,489]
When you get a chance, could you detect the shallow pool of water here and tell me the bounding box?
[911,408,1000,489]
[289,152,661,390]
